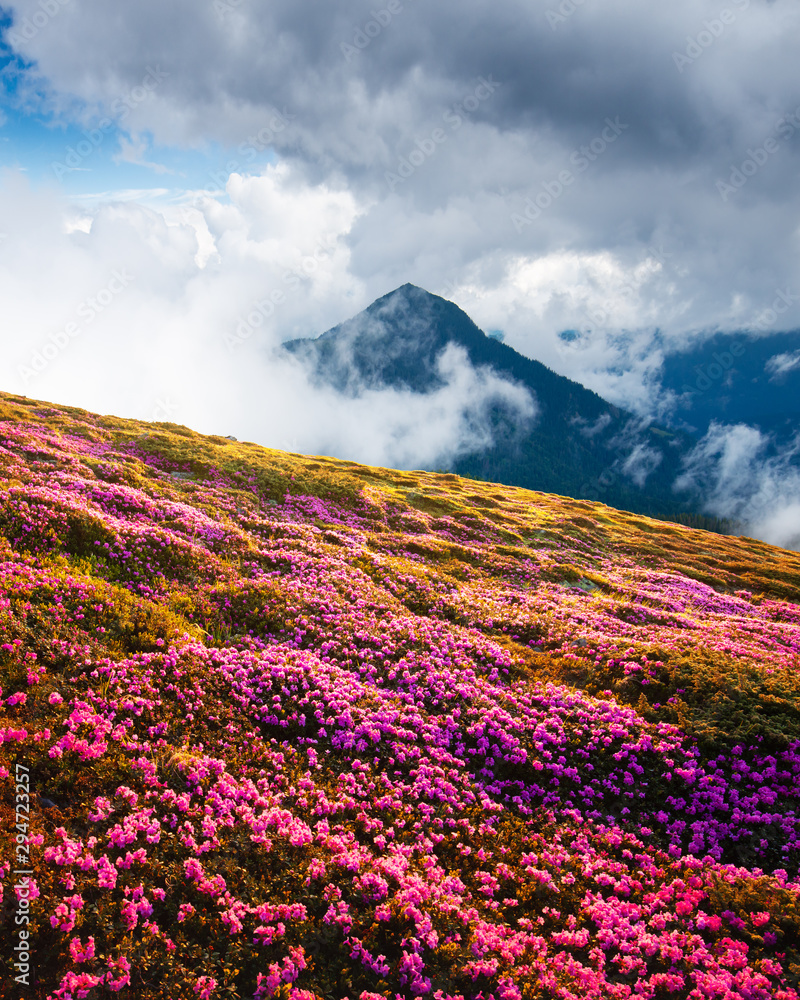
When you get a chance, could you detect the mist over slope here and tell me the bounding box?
[656,330,800,552]
[1,392,800,997]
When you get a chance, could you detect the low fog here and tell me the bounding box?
[676,422,800,551]
[0,170,536,474]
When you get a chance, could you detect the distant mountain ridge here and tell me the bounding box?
[285,284,720,526]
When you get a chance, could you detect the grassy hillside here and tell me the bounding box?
[1,391,799,999]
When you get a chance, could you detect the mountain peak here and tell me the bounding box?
[284,285,710,523]
[365,282,455,313]
[285,282,492,391]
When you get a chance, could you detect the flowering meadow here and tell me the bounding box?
[1,390,800,1000]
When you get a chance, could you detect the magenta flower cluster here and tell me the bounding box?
[1,409,799,999]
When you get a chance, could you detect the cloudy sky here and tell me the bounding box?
[1,0,799,540]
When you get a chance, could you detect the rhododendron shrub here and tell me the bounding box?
[1,392,799,999]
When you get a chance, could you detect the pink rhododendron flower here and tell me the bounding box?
[69,936,96,964]
[194,976,218,999]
